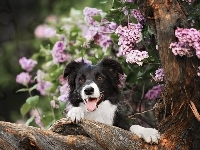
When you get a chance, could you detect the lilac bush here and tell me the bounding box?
[16,0,199,128]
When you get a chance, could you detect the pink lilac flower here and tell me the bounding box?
[83,7,117,51]
[153,68,164,82]
[125,50,149,66]
[169,42,193,57]
[51,41,71,63]
[50,100,59,108]
[131,9,145,25]
[145,85,164,101]
[169,28,200,58]
[115,23,148,65]
[59,75,68,85]
[19,57,37,72]
[37,81,53,95]
[30,109,44,129]
[36,70,53,95]
[16,72,32,86]
[83,7,102,27]
[58,81,70,102]
[75,57,92,64]
[34,24,56,39]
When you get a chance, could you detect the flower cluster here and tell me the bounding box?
[34,24,56,39]
[19,57,37,72]
[153,68,164,82]
[169,28,200,58]
[16,72,32,86]
[145,84,164,101]
[125,50,149,66]
[83,7,117,51]
[116,23,148,65]
[16,57,37,86]
[131,9,145,25]
[36,70,53,95]
[51,41,71,64]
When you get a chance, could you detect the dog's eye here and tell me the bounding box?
[97,76,103,81]
[79,77,85,83]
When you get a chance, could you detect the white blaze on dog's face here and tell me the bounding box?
[81,82,102,112]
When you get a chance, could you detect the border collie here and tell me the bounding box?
[63,58,160,143]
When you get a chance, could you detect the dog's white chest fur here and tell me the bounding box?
[67,100,117,125]
[84,100,117,125]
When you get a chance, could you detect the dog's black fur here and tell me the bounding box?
[63,58,130,130]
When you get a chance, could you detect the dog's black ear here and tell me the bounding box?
[99,58,123,75]
[63,61,85,92]
[99,58,123,91]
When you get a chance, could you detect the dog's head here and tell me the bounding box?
[63,58,123,111]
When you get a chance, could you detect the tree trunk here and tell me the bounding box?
[138,0,200,149]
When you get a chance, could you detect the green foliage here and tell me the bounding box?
[15,1,199,129]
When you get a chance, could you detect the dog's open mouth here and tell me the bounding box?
[85,94,103,112]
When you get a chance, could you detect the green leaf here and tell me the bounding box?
[20,103,31,117]
[16,88,29,93]
[25,116,35,126]
[92,14,102,22]
[29,84,38,92]
[26,95,39,107]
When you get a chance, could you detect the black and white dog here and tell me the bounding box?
[63,58,160,143]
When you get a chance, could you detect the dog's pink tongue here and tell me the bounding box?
[86,99,97,112]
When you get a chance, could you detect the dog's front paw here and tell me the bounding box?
[130,125,160,144]
[67,107,84,123]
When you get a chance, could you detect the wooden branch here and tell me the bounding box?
[0,119,161,150]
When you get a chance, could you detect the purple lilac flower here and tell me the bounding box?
[16,72,32,86]
[58,81,70,102]
[154,68,164,82]
[83,7,117,51]
[131,9,145,25]
[115,23,148,65]
[169,28,200,58]
[36,70,53,95]
[19,57,37,72]
[50,100,59,108]
[145,85,164,101]
[83,7,102,26]
[51,41,71,63]
[34,24,56,39]
[37,81,53,95]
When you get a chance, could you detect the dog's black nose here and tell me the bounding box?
[84,87,94,95]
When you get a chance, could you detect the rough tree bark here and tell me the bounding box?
[0,0,199,149]
[138,0,200,149]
